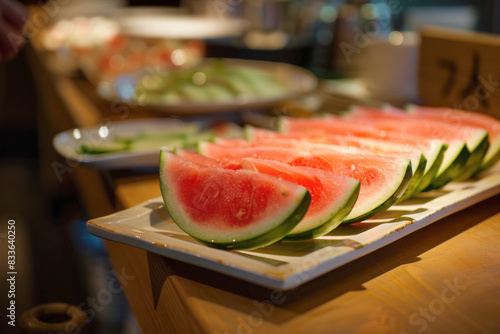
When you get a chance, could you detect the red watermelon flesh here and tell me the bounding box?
[344,111,486,148]
[200,142,411,223]
[243,128,422,167]
[250,125,443,162]
[176,149,242,170]
[346,106,488,151]
[241,158,360,240]
[278,116,442,150]
[407,105,500,141]
[407,105,500,138]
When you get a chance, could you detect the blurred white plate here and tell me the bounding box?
[97,58,318,115]
[111,6,188,18]
[53,118,196,169]
[87,164,500,290]
[116,14,246,39]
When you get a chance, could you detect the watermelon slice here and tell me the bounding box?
[199,142,412,223]
[243,127,429,199]
[346,106,489,182]
[159,151,311,250]
[406,105,500,173]
[241,158,360,240]
[276,118,447,193]
[279,116,467,190]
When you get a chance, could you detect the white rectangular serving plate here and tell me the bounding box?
[87,164,500,290]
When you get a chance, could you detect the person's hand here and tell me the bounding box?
[0,0,28,60]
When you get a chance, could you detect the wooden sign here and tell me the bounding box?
[419,26,500,119]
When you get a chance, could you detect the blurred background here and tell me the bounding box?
[0,0,498,333]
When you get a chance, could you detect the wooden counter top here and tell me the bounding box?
[108,179,500,334]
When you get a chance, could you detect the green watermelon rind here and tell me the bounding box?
[276,117,288,133]
[427,142,470,190]
[243,125,257,141]
[411,142,447,195]
[284,181,360,240]
[342,160,413,224]
[455,132,489,180]
[159,150,312,250]
[398,153,426,201]
[478,135,500,173]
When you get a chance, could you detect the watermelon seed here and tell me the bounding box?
[236,209,247,219]
[280,186,289,196]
